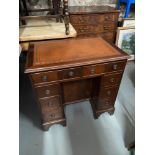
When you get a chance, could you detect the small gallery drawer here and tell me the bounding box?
[102,72,123,86]
[99,86,119,99]
[59,67,82,80]
[39,96,62,113]
[106,60,126,72]
[42,108,64,122]
[83,64,105,76]
[35,84,60,99]
[31,71,58,84]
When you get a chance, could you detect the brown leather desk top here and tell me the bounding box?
[25,37,129,73]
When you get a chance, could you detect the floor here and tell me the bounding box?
[19,57,134,155]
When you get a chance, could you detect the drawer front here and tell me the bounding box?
[31,71,58,84]
[74,25,104,34]
[70,14,105,25]
[99,86,119,99]
[106,60,126,72]
[104,13,118,22]
[42,108,64,122]
[35,84,60,99]
[97,98,114,109]
[102,72,123,86]
[77,33,103,38]
[83,64,105,77]
[59,67,82,80]
[96,86,119,109]
[103,23,115,32]
[39,96,62,113]
[77,32,114,42]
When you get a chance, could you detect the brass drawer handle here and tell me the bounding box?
[110,78,115,83]
[113,64,118,70]
[105,100,110,105]
[90,67,95,74]
[68,71,74,77]
[45,89,50,95]
[42,75,48,82]
[107,90,111,96]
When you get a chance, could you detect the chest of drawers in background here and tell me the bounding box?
[69,6,120,42]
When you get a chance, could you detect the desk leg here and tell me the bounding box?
[42,119,66,131]
[42,124,51,131]
[52,0,61,22]
[91,77,116,118]
[108,108,115,115]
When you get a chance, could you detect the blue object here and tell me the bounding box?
[117,0,135,18]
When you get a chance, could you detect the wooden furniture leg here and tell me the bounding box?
[52,0,61,22]
[63,0,69,35]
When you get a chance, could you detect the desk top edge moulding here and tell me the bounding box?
[25,37,130,131]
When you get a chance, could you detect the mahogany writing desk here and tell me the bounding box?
[25,37,129,131]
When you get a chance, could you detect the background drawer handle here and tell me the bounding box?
[80,29,86,33]
[104,26,109,30]
[49,113,55,118]
[68,71,74,77]
[48,101,53,107]
[113,64,118,70]
[42,75,48,82]
[45,89,50,95]
[105,16,110,20]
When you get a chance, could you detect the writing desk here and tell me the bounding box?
[25,37,129,131]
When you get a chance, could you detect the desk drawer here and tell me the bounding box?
[59,67,82,80]
[31,71,58,84]
[103,23,115,32]
[102,72,123,86]
[100,86,119,99]
[74,25,104,34]
[83,64,105,76]
[35,84,60,99]
[39,96,62,113]
[106,60,126,72]
[96,86,119,109]
[104,13,117,22]
[42,108,64,122]
[97,98,114,109]
[70,14,105,25]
